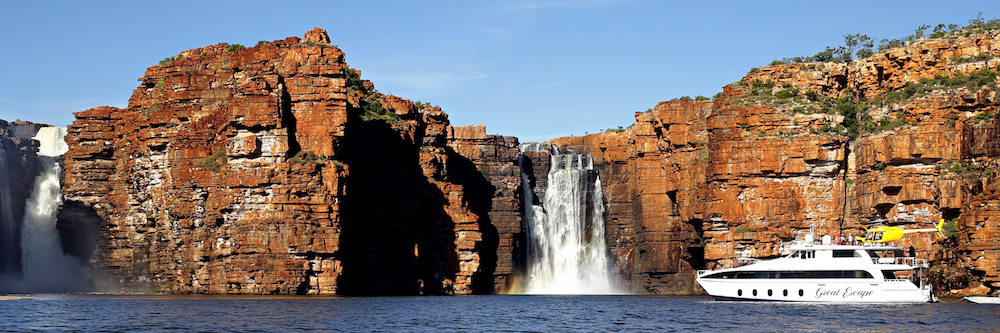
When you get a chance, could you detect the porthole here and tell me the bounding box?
[737,289,743,296]
[752,289,758,296]
[767,289,773,296]
[783,289,788,297]
[799,289,804,297]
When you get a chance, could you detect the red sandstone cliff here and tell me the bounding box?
[61,28,522,295]
[58,27,1000,297]
[552,31,1000,296]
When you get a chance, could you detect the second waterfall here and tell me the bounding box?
[518,144,621,294]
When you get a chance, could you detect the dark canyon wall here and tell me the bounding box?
[0,120,44,276]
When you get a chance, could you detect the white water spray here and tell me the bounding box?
[520,145,620,294]
[1,127,88,292]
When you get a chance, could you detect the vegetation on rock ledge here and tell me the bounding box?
[198,147,228,171]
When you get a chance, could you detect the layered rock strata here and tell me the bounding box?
[48,27,1000,297]
[549,31,1000,296]
[61,28,521,294]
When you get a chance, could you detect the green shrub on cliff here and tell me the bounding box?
[159,56,175,66]
[358,95,403,126]
[774,88,799,99]
[942,218,960,237]
[764,14,999,69]
[869,69,999,110]
[345,67,366,92]
[198,147,228,171]
[290,151,318,163]
[142,103,163,117]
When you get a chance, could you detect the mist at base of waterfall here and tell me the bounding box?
[0,127,89,293]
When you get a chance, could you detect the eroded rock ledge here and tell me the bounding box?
[551,31,1000,296]
[62,28,521,295]
[58,28,1000,296]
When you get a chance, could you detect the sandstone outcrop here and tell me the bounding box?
[46,27,1000,297]
[548,31,1000,296]
[60,28,522,295]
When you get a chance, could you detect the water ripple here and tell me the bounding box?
[0,295,997,332]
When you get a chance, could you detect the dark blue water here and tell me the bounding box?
[0,295,996,332]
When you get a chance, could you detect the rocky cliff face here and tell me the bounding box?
[50,27,1000,297]
[0,120,45,276]
[61,28,522,295]
[550,31,1000,296]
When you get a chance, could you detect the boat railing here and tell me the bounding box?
[696,257,761,276]
[885,278,912,283]
[734,257,760,267]
[871,257,926,267]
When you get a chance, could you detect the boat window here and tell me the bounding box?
[702,271,738,279]
[882,270,896,279]
[710,270,875,279]
[867,250,880,258]
[796,250,815,259]
[833,250,860,258]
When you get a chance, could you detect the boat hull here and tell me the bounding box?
[697,279,933,303]
[964,296,1000,304]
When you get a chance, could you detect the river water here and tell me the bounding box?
[0,294,995,332]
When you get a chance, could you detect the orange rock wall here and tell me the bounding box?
[550,32,1000,296]
[58,28,1000,296]
[61,29,523,295]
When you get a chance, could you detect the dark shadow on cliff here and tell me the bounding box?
[443,146,499,294]
[337,117,460,295]
[0,129,41,276]
[56,200,103,267]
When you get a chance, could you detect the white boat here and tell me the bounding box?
[964,296,1000,304]
[696,241,935,302]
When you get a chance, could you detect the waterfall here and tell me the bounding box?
[519,144,620,294]
[0,127,88,293]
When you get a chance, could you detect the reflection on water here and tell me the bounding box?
[0,295,997,332]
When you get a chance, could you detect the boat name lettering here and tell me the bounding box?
[815,287,873,299]
[843,287,873,298]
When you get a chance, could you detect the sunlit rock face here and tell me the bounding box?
[61,28,523,295]
[53,27,1000,297]
[547,32,1000,296]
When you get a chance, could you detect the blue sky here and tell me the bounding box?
[0,1,994,142]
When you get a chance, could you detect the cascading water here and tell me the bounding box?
[518,144,620,294]
[0,127,88,293]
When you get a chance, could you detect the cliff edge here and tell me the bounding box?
[61,28,522,295]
